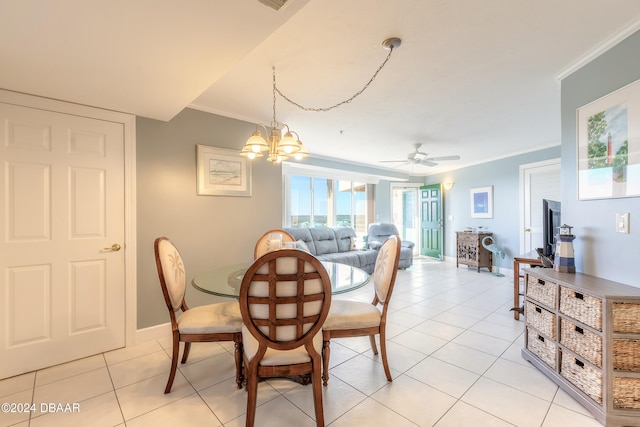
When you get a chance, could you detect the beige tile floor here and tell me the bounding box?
[0,258,605,427]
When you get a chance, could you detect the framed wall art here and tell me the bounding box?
[577,78,640,200]
[470,186,493,218]
[196,145,252,197]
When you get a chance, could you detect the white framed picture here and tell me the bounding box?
[577,78,640,200]
[196,145,251,197]
[470,186,493,218]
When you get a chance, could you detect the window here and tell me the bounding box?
[285,175,368,237]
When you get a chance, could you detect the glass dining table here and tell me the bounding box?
[192,261,370,298]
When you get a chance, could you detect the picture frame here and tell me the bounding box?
[196,145,252,197]
[577,78,640,200]
[470,186,493,218]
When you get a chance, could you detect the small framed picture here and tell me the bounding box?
[196,145,252,197]
[470,186,493,218]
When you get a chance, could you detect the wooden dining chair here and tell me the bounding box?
[240,249,332,427]
[253,229,296,259]
[321,235,401,386]
[154,237,244,393]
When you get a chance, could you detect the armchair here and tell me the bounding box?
[367,223,414,269]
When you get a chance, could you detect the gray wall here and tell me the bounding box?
[136,108,283,328]
[424,147,561,269]
[561,30,640,286]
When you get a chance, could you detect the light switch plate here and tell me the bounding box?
[616,212,630,233]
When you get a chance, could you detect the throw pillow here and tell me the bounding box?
[296,239,310,252]
[350,236,357,251]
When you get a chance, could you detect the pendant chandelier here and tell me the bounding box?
[241,37,402,164]
[240,67,308,163]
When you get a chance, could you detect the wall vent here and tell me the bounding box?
[258,0,288,11]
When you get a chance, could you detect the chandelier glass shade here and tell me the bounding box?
[240,68,308,164]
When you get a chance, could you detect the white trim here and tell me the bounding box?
[0,89,138,350]
[282,162,407,184]
[518,158,561,254]
[135,323,171,344]
[556,17,640,81]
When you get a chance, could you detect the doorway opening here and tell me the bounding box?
[390,183,421,254]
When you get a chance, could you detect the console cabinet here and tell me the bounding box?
[523,268,640,427]
[455,231,492,272]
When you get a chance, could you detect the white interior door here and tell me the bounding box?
[0,103,126,379]
[520,159,561,254]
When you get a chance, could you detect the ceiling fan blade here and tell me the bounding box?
[380,160,409,163]
[428,155,461,161]
[420,160,438,167]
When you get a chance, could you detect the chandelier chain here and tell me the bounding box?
[273,46,396,113]
[272,68,278,124]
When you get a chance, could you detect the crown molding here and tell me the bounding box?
[556,18,640,81]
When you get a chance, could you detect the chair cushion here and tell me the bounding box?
[323,300,381,330]
[177,301,243,334]
[242,325,323,366]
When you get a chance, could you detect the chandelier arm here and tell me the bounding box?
[274,46,396,113]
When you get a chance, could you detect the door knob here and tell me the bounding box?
[104,243,122,251]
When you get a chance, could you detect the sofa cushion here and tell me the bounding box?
[309,227,338,255]
[284,227,316,255]
[356,250,379,269]
[332,226,356,253]
[296,240,310,252]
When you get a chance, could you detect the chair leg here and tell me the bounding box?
[369,334,378,355]
[234,339,244,389]
[311,356,325,427]
[322,339,330,386]
[245,362,259,427]
[379,329,392,381]
[165,333,180,394]
[181,342,191,364]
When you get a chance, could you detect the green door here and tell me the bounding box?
[420,184,443,259]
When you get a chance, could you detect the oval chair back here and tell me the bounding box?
[240,249,331,427]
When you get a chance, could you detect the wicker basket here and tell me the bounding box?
[527,327,556,369]
[613,377,640,409]
[613,339,640,372]
[560,351,602,404]
[560,319,602,368]
[559,287,602,331]
[526,275,557,309]
[525,301,556,339]
[613,303,640,333]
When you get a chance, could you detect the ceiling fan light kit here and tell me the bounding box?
[241,37,401,164]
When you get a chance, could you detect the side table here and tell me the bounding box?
[512,256,543,320]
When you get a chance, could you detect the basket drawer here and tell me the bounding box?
[560,319,602,368]
[527,327,556,369]
[613,339,640,372]
[613,377,640,409]
[613,303,640,333]
[526,275,557,309]
[525,301,556,339]
[559,287,602,331]
[560,351,602,404]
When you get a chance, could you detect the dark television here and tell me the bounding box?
[542,199,561,257]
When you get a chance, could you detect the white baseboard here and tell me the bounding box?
[134,322,171,344]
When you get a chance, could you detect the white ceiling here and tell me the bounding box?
[3,0,640,176]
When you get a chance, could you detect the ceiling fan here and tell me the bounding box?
[381,143,461,167]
